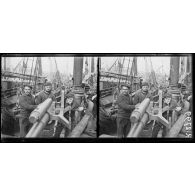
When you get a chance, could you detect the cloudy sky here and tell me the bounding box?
[3,57,74,75]
[3,56,171,76]
[101,56,171,76]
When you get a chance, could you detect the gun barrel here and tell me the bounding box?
[130,98,150,123]
[29,98,53,123]
[70,114,91,137]
[166,101,190,137]
[26,113,50,138]
[70,100,94,137]
[128,113,149,137]
[127,122,139,137]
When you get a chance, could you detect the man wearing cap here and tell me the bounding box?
[133,82,153,105]
[117,84,135,138]
[19,85,37,137]
[152,93,181,137]
[162,93,179,113]
[35,82,56,105]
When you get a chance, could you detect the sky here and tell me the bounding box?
[2,56,171,76]
[101,56,171,76]
[2,57,74,75]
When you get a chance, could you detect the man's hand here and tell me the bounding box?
[187,95,192,101]
[92,94,97,101]
[78,106,84,112]
[175,107,182,112]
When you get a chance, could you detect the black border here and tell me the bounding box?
[1,53,194,143]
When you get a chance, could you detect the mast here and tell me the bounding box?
[131,57,138,90]
[169,57,180,88]
[4,57,6,71]
[125,57,131,84]
[53,57,61,86]
[149,57,157,87]
[33,57,42,93]
[37,57,42,76]
[73,57,84,106]
[91,57,95,73]
[29,57,35,84]
[133,57,137,76]
[23,57,29,76]
[97,57,101,73]
[73,57,83,86]
[33,58,38,93]
[168,57,181,103]
[118,57,125,85]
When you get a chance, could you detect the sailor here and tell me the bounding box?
[133,82,153,105]
[150,84,157,96]
[162,93,179,113]
[152,93,182,137]
[35,82,56,105]
[19,85,37,137]
[117,84,135,138]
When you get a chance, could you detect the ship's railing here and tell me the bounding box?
[100,87,115,98]
[1,87,18,98]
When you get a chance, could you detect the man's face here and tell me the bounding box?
[142,85,149,92]
[121,86,129,95]
[45,85,52,92]
[164,97,171,104]
[24,86,31,95]
[66,97,73,105]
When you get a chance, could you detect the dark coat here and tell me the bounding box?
[133,90,153,105]
[35,90,56,105]
[117,93,135,119]
[19,94,37,118]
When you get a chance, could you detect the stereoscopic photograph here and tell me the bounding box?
[99,55,193,138]
[1,54,193,142]
[1,56,97,139]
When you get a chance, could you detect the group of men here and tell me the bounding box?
[116,82,188,138]
[116,82,152,138]
[18,82,56,137]
[18,82,97,138]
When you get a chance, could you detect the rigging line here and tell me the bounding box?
[29,57,35,84]
[13,59,23,72]
[34,57,39,93]
[19,58,25,81]
[117,58,121,85]
[118,57,125,86]
[130,57,134,88]
[125,57,131,83]
[53,57,61,83]
[23,57,29,77]
[53,57,58,70]
[129,58,133,84]
[108,58,118,71]
[22,58,25,75]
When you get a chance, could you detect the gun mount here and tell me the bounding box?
[127,90,190,138]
